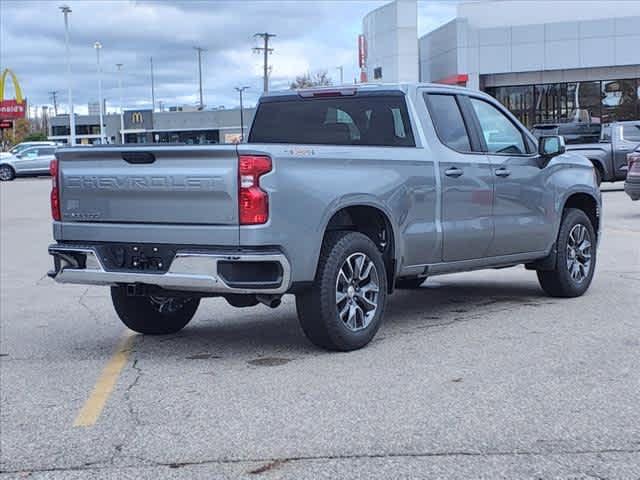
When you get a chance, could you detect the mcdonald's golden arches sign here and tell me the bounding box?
[0,69,26,120]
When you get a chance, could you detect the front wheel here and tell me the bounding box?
[537,208,596,297]
[296,231,387,351]
[110,286,200,334]
[0,165,15,181]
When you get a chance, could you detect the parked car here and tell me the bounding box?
[0,141,59,158]
[564,120,640,184]
[47,83,601,351]
[0,145,58,181]
[624,145,640,201]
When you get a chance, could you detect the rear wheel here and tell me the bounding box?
[296,231,387,351]
[0,165,15,181]
[110,286,200,334]
[537,208,596,297]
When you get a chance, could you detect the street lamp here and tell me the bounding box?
[94,41,105,144]
[116,63,124,144]
[235,86,250,142]
[59,5,75,146]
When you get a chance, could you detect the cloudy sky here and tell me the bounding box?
[0,0,457,115]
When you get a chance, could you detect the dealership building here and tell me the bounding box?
[48,106,255,145]
[362,0,640,128]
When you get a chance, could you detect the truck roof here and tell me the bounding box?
[261,82,472,100]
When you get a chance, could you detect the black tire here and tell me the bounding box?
[593,164,602,187]
[296,231,388,351]
[395,277,425,289]
[0,164,15,181]
[110,286,200,334]
[537,208,596,298]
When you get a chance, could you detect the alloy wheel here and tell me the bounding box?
[335,252,380,331]
[566,224,592,283]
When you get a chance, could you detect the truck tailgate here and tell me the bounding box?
[57,146,238,225]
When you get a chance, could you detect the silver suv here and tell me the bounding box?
[0,145,58,181]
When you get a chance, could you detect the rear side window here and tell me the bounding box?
[425,93,472,152]
[249,95,415,147]
[39,148,56,155]
[622,124,640,143]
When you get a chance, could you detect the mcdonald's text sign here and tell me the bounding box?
[0,99,26,120]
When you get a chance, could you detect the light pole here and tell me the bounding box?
[116,63,125,144]
[193,47,207,110]
[336,65,344,85]
[235,86,250,142]
[94,41,105,144]
[59,5,75,146]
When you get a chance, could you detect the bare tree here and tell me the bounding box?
[290,70,333,90]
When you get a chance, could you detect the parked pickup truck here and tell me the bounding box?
[48,84,601,351]
[565,120,640,184]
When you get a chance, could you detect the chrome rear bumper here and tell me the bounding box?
[48,244,291,294]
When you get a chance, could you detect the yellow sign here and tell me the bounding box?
[131,112,143,124]
[0,69,24,103]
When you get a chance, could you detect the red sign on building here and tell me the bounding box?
[358,34,367,69]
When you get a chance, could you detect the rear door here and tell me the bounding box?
[58,145,239,226]
[423,92,494,262]
[35,147,56,173]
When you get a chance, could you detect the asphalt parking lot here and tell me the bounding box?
[1,178,639,479]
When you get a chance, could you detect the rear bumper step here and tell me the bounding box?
[48,244,291,294]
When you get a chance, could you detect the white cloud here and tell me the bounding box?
[0,1,457,112]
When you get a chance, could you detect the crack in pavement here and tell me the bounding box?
[5,446,639,475]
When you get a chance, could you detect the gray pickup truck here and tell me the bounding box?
[566,120,640,184]
[48,84,601,351]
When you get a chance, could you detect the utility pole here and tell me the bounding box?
[150,56,155,112]
[235,86,250,142]
[94,41,105,144]
[59,5,75,146]
[253,33,275,93]
[116,63,125,144]
[49,91,59,115]
[193,46,207,110]
[336,66,344,85]
[42,106,49,136]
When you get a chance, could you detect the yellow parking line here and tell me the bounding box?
[73,331,135,427]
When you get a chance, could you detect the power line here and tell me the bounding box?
[253,33,275,93]
[193,46,207,110]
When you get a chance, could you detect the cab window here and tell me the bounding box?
[470,98,528,155]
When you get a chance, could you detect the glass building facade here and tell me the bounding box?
[486,78,640,130]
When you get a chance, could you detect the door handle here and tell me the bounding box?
[495,167,511,177]
[444,167,463,178]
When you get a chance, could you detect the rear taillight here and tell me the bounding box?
[238,155,271,225]
[50,159,60,221]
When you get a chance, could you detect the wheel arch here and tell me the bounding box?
[562,192,600,240]
[319,203,399,293]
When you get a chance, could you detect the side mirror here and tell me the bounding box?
[538,135,566,158]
